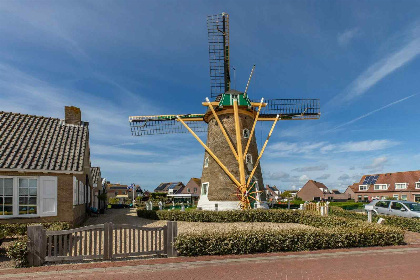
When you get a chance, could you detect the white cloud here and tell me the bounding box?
[299,175,309,182]
[267,139,399,157]
[316,174,331,180]
[292,164,328,172]
[327,23,420,107]
[331,93,417,131]
[337,28,359,46]
[337,174,350,180]
[91,144,155,157]
[363,156,388,172]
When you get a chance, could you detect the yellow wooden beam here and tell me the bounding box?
[250,102,267,107]
[247,115,280,188]
[176,116,241,187]
[233,100,246,189]
[243,98,264,158]
[206,98,238,160]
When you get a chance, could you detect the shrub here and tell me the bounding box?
[6,237,28,268]
[329,202,366,210]
[0,222,70,238]
[175,225,404,256]
[138,209,370,229]
[330,206,420,233]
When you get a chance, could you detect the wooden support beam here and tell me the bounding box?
[233,100,246,189]
[177,116,241,187]
[243,98,263,158]
[206,98,238,160]
[247,115,280,187]
[175,118,204,122]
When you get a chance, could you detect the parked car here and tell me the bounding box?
[365,200,420,218]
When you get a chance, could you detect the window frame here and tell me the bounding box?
[201,182,209,196]
[245,154,253,164]
[204,157,209,168]
[243,129,250,139]
[415,182,420,189]
[374,184,388,190]
[359,185,368,191]
[0,176,40,219]
[393,194,399,200]
[395,183,407,190]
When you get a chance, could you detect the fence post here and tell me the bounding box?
[166,221,178,257]
[27,225,46,267]
[367,210,372,223]
[103,222,113,260]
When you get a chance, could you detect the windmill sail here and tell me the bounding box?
[259,99,320,120]
[129,115,207,136]
[207,13,230,98]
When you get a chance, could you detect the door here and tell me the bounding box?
[389,202,410,218]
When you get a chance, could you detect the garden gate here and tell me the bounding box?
[27,221,178,266]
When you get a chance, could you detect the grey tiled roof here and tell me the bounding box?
[0,111,88,172]
[91,167,100,183]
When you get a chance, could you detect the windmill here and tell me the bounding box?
[129,13,320,210]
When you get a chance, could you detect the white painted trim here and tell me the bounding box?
[395,183,408,190]
[359,185,368,191]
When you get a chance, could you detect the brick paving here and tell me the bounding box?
[1,245,420,279]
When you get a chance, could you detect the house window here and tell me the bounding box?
[395,183,407,190]
[193,187,197,193]
[201,182,209,196]
[246,154,253,164]
[18,178,38,215]
[357,195,362,201]
[1,176,57,218]
[204,157,209,168]
[374,184,388,190]
[363,195,369,201]
[393,194,399,200]
[187,188,191,193]
[243,129,250,139]
[401,195,408,201]
[416,182,420,189]
[0,178,13,216]
[359,185,368,191]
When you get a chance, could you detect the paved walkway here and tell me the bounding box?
[1,245,420,279]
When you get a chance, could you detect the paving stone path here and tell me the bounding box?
[1,245,420,279]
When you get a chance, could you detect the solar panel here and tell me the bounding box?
[168,183,178,189]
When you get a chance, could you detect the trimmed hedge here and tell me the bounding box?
[330,206,420,233]
[137,209,367,228]
[329,202,366,210]
[3,222,70,268]
[0,222,71,238]
[6,237,28,268]
[175,225,404,256]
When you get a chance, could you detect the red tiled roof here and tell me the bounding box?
[354,170,420,192]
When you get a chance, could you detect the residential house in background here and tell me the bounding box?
[265,185,280,202]
[344,185,356,200]
[154,182,185,194]
[350,170,420,202]
[297,180,350,202]
[0,106,94,226]
[90,167,106,211]
[167,178,200,204]
[107,183,130,203]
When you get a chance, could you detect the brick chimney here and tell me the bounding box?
[65,106,82,125]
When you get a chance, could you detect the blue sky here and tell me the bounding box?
[1,0,420,192]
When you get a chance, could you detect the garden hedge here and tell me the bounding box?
[0,222,70,238]
[3,222,70,268]
[175,225,404,256]
[137,209,367,228]
[330,206,420,233]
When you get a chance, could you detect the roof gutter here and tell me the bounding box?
[0,168,83,175]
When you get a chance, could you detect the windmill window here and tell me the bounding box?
[245,154,252,164]
[232,94,238,100]
[243,129,250,139]
[201,182,209,196]
[204,157,209,168]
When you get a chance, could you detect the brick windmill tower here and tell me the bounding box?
[129,13,320,210]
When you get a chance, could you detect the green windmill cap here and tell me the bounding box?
[219,89,252,107]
